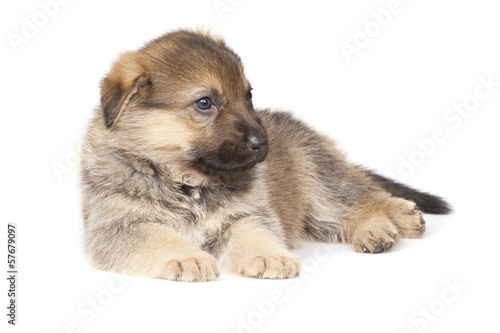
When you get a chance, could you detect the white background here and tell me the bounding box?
[2,0,499,332]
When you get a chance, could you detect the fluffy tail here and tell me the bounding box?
[363,168,452,215]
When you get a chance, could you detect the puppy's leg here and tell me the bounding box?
[221,219,300,279]
[87,223,219,282]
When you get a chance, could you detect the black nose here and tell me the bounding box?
[247,135,268,157]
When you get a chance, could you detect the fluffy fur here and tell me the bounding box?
[81,29,451,281]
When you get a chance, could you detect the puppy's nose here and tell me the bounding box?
[247,135,268,156]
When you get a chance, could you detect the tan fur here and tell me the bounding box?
[81,29,449,282]
[221,219,301,279]
[129,224,220,281]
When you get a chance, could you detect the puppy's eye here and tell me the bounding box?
[194,97,217,114]
[197,97,212,109]
[247,90,253,101]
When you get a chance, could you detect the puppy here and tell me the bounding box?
[81,29,451,281]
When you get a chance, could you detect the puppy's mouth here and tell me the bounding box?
[188,148,268,175]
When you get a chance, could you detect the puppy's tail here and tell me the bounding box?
[362,168,452,215]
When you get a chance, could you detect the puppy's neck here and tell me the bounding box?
[120,151,257,192]
[159,161,258,190]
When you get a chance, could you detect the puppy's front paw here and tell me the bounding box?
[352,218,398,254]
[237,253,301,279]
[161,253,220,282]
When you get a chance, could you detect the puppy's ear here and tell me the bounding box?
[100,51,150,128]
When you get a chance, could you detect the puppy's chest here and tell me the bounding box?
[160,183,231,226]
[159,184,238,246]
[127,166,251,245]
[170,185,223,217]
[126,163,228,222]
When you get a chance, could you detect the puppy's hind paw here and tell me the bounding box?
[352,218,398,254]
[387,198,426,239]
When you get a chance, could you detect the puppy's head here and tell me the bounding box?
[100,29,268,183]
